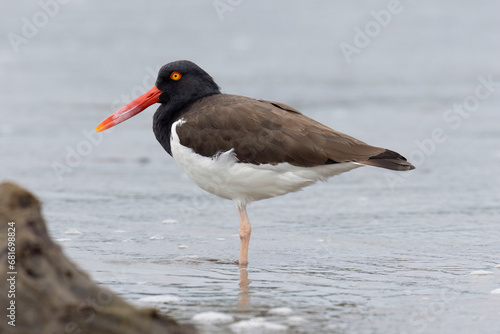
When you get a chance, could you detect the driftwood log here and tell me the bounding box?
[0,181,196,334]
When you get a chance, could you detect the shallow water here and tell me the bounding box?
[2,1,500,333]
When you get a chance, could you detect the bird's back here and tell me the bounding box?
[175,94,414,171]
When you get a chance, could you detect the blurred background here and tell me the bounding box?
[1,1,499,333]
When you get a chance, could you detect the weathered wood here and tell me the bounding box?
[0,182,196,334]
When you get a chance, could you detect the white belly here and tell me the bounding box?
[170,120,361,206]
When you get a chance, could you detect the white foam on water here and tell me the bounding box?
[55,238,72,242]
[287,316,306,325]
[230,317,287,333]
[162,219,179,224]
[149,235,164,240]
[192,311,234,324]
[113,229,127,233]
[490,288,500,294]
[495,264,500,268]
[65,229,82,235]
[139,295,181,303]
[268,307,293,315]
[179,245,189,249]
[470,270,493,275]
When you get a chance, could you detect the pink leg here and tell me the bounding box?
[237,204,251,265]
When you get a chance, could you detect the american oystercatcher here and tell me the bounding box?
[96,60,414,265]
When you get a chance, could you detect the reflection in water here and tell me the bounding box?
[238,264,252,310]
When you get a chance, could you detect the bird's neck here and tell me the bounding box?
[152,92,220,156]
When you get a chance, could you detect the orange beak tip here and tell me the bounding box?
[95,121,109,133]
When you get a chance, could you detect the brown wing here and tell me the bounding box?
[176,94,414,171]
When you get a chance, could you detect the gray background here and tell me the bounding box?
[1,1,499,333]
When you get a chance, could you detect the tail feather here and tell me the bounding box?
[358,149,415,171]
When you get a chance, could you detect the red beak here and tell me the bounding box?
[96,86,162,132]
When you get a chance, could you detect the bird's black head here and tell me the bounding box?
[96,60,220,133]
[155,60,221,110]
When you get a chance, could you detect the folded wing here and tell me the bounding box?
[176,94,415,171]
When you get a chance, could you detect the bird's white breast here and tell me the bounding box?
[170,119,361,207]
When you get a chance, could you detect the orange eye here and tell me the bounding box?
[170,71,182,81]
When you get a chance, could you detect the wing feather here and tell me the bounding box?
[176,94,414,170]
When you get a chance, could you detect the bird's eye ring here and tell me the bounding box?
[170,71,182,81]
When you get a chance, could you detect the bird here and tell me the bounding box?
[96,60,414,266]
